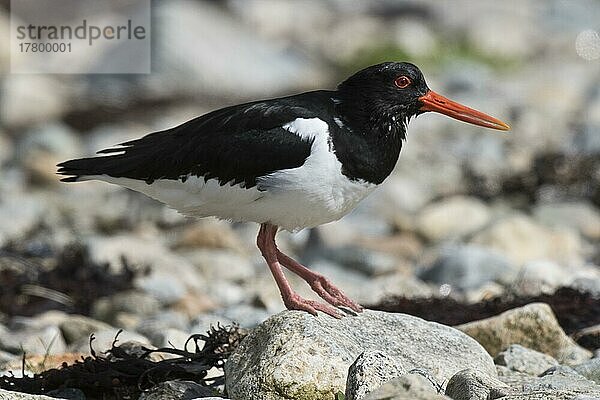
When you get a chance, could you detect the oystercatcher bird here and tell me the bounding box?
[58,62,509,318]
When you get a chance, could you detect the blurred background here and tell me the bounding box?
[0,0,599,356]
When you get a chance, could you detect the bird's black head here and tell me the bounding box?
[336,62,429,137]
[336,61,510,137]
[339,62,429,116]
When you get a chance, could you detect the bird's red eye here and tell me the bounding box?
[394,76,412,89]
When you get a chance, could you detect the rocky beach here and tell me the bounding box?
[1,1,600,399]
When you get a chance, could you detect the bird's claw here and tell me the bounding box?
[309,276,363,313]
[283,294,344,319]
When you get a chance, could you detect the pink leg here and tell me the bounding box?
[257,224,342,318]
[276,250,363,313]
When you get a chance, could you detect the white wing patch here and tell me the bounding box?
[282,117,329,141]
[257,118,376,229]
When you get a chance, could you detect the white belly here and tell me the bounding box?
[91,166,375,232]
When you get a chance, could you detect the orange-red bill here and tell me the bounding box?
[418,90,510,131]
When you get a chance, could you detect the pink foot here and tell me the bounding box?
[308,275,363,313]
[257,223,358,319]
[282,292,344,319]
[276,250,363,313]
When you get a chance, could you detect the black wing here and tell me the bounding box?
[57,92,332,189]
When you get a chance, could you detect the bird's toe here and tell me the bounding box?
[309,276,363,313]
[283,294,343,319]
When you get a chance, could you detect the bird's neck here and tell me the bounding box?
[329,95,407,185]
[334,93,409,140]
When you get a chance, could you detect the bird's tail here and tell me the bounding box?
[57,151,134,182]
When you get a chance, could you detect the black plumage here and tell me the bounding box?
[57,63,431,189]
[57,94,324,188]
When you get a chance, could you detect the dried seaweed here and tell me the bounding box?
[370,287,600,349]
[464,151,600,207]
[0,324,246,400]
[0,242,144,317]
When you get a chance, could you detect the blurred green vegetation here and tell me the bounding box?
[338,39,521,77]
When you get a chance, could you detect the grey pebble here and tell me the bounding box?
[445,368,514,400]
[364,373,451,400]
[345,350,406,400]
[138,380,217,400]
[574,358,600,385]
[495,344,559,376]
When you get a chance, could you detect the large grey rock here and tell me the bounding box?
[345,350,406,400]
[226,310,495,400]
[138,380,216,400]
[457,303,591,365]
[420,244,517,291]
[363,373,451,400]
[495,344,559,376]
[445,369,514,400]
